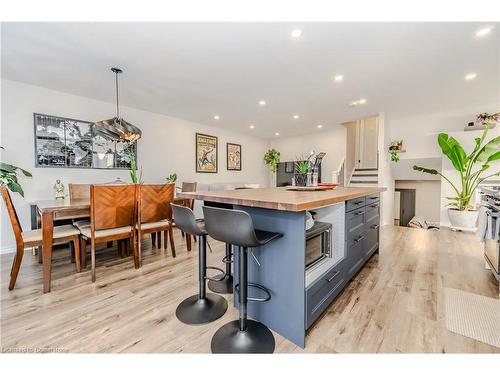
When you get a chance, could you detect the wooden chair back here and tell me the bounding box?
[69,183,91,200]
[138,183,175,224]
[181,182,197,210]
[1,186,23,246]
[90,184,137,231]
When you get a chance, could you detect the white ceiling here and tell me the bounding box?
[2,22,499,138]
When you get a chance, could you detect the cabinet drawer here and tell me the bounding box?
[306,261,346,329]
[346,240,364,279]
[363,226,379,260]
[346,207,366,244]
[365,203,380,225]
[366,193,380,204]
[346,197,366,212]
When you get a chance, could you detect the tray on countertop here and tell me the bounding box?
[286,185,338,191]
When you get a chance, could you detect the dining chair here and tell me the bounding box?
[79,184,138,282]
[1,186,81,290]
[137,183,176,265]
[68,183,91,200]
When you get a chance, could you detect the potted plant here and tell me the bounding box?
[413,118,500,230]
[263,148,280,173]
[294,159,310,186]
[166,173,177,184]
[0,147,32,197]
[390,150,400,163]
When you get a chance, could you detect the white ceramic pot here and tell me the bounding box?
[447,209,479,230]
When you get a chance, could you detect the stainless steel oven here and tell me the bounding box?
[305,221,332,269]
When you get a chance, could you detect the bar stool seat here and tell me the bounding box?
[203,205,283,354]
[171,204,228,325]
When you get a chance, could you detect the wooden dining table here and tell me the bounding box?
[35,196,188,293]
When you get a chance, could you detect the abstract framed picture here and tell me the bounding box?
[196,133,218,173]
[226,142,241,171]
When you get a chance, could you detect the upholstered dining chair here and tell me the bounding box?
[137,183,176,265]
[79,184,138,282]
[1,186,81,290]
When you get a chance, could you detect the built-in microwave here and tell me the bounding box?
[305,221,332,269]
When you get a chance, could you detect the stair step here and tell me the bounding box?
[352,173,378,177]
[350,180,379,184]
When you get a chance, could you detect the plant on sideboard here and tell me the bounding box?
[413,117,500,229]
[0,146,32,197]
[165,173,177,184]
[263,148,280,173]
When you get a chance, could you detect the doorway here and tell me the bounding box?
[395,188,416,227]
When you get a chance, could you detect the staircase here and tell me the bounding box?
[349,168,378,186]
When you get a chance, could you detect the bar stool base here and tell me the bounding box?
[176,294,228,325]
[211,320,275,353]
[208,274,233,294]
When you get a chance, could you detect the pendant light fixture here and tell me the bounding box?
[94,67,142,142]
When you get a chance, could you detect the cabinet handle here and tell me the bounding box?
[371,224,380,229]
[354,201,363,205]
[326,270,340,282]
[354,235,365,243]
[370,204,379,208]
[369,196,378,199]
[355,211,364,216]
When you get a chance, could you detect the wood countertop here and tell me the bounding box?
[177,186,386,212]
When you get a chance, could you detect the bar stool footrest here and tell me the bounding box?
[234,282,271,302]
[205,266,226,282]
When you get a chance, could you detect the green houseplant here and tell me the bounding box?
[0,147,32,197]
[294,158,310,186]
[264,149,280,173]
[165,173,177,184]
[413,118,500,229]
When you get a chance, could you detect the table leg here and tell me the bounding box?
[37,210,43,264]
[41,210,54,293]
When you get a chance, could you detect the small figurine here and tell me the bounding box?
[54,179,65,199]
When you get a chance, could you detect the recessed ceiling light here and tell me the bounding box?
[213,115,220,120]
[317,124,323,129]
[249,124,255,129]
[259,100,266,106]
[475,26,492,37]
[348,98,367,107]
[465,73,477,81]
[334,75,344,82]
[293,114,300,119]
[275,132,280,136]
[291,29,303,38]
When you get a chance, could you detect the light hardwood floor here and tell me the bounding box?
[1,226,499,353]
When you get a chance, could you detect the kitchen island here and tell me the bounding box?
[178,186,386,348]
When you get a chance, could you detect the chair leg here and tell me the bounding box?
[107,241,113,248]
[132,233,139,269]
[193,235,197,243]
[69,241,75,263]
[169,227,176,257]
[164,230,168,250]
[137,231,142,267]
[80,237,87,268]
[157,232,162,249]
[186,233,192,251]
[151,232,156,248]
[91,241,96,283]
[73,237,81,273]
[9,245,24,290]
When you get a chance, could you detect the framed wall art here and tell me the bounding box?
[226,142,241,171]
[34,113,137,170]
[196,133,218,173]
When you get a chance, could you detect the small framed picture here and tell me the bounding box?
[196,133,218,173]
[226,143,241,171]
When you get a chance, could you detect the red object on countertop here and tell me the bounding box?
[318,182,339,187]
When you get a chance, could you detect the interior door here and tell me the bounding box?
[358,117,379,169]
[397,188,416,226]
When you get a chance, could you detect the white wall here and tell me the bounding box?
[0,79,270,252]
[269,126,346,184]
[395,180,442,223]
[388,103,500,226]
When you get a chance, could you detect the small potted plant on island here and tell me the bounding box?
[294,158,310,186]
[413,113,500,230]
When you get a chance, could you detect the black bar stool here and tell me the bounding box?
[171,204,228,325]
[208,243,234,294]
[202,205,282,353]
